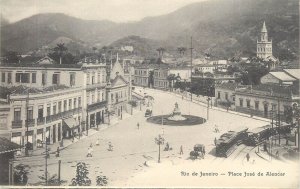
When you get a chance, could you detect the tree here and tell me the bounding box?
[35,172,67,186]
[14,164,30,185]
[148,70,154,87]
[4,51,20,63]
[177,47,187,56]
[167,74,176,91]
[155,135,165,163]
[48,43,75,64]
[92,47,97,54]
[240,63,269,85]
[71,162,91,186]
[96,175,108,186]
[156,47,165,58]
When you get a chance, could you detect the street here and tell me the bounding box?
[14,87,298,187]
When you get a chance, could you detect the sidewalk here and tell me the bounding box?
[16,107,142,160]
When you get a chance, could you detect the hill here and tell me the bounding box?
[1,0,299,61]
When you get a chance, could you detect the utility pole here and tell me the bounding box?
[86,110,89,136]
[45,141,48,186]
[25,88,29,156]
[190,36,193,102]
[277,97,281,145]
[58,160,61,185]
[207,97,210,120]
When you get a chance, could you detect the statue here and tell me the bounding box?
[168,102,186,121]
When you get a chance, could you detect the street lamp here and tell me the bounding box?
[155,134,165,163]
[105,107,110,125]
[207,97,211,120]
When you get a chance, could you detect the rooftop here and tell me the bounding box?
[0,137,21,154]
[215,83,238,90]
[283,69,300,80]
[269,72,296,81]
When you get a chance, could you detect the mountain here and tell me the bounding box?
[0,13,116,54]
[1,0,299,61]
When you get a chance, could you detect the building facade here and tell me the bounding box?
[257,21,273,60]
[0,56,108,149]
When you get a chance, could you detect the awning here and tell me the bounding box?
[63,117,78,130]
[0,137,22,154]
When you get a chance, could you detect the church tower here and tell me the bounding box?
[257,21,273,60]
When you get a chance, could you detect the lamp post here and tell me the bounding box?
[105,107,110,125]
[207,97,211,120]
[25,89,29,156]
[155,134,165,163]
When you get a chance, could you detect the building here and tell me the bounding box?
[0,56,108,149]
[153,65,170,90]
[194,64,216,74]
[261,72,296,86]
[257,21,273,60]
[106,57,130,119]
[215,83,237,108]
[215,83,300,119]
[134,65,154,87]
[235,84,299,118]
[260,69,300,86]
[169,67,191,82]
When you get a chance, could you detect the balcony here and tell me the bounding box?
[37,117,45,125]
[25,119,35,127]
[88,101,107,111]
[86,83,106,91]
[45,107,83,124]
[12,120,22,129]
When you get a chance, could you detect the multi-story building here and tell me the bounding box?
[134,65,154,87]
[153,66,170,90]
[106,58,129,119]
[0,56,107,149]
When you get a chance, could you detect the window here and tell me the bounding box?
[272,104,277,111]
[246,100,250,108]
[111,94,114,102]
[70,73,75,86]
[32,73,36,83]
[42,73,47,85]
[74,98,77,108]
[7,73,11,83]
[102,93,105,101]
[225,92,228,100]
[98,73,101,83]
[217,92,220,99]
[255,101,259,110]
[91,75,95,84]
[64,100,67,111]
[14,108,21,121]
[86,73,90,85]
[239,99,243,107]
[58,101,62,113]
[53,103,57,115]
[78,97,81,107]
[47,105,51,116]
[102,71,106,83]
[27,107,33,119]
[52,74,60,85]
[92,94,95,103]
[97,90,101,102]
[232,96,235,102]
[1,72,5,82]
[38,105,44,119]
[87,94,90,105]
[16,73,30,83]
[69,99,72,110]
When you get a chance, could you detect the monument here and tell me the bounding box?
[168,102,186,121]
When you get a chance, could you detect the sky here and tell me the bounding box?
[0,0,206,23]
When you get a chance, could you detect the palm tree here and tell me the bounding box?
[53,43,67,64]
[156,47,165,58]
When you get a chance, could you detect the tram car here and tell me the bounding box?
[244,123,292,146]
[215,128,248,158]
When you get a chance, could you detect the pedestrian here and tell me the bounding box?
[203,147,206,156]
[90,143,93,148]
[137,122,140,130]
[96,138,100,146]
[214,137,217,146]
[180,145,183,155]
[87,147,93,157]
[246,153,250,162]
[56,147,60,157]
[108,142,113,151]
[276,150,279,157]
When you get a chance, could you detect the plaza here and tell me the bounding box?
[11,87,298,187]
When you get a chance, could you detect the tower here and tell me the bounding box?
[257,21,273,60]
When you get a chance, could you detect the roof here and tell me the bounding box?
[269,72,296,81]
[195,64,215,67]
[261,21,267,32]
[235,84,299,97]
[0,137,21,154]
[283,69,300,80]
[110,75,128,87]
[0,63,82,69]
[215,83,238,91]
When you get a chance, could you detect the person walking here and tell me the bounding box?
[180,145,183,155]
[214,137,217,146]
[246,153,250,162]
[87,147,93,157]
[137,123,140,130]
[96,138,100,146]
[56,147,60,157]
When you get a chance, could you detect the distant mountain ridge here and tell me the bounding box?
[1,0,299,61]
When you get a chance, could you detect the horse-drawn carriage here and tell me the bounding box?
[190,144,205,160]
